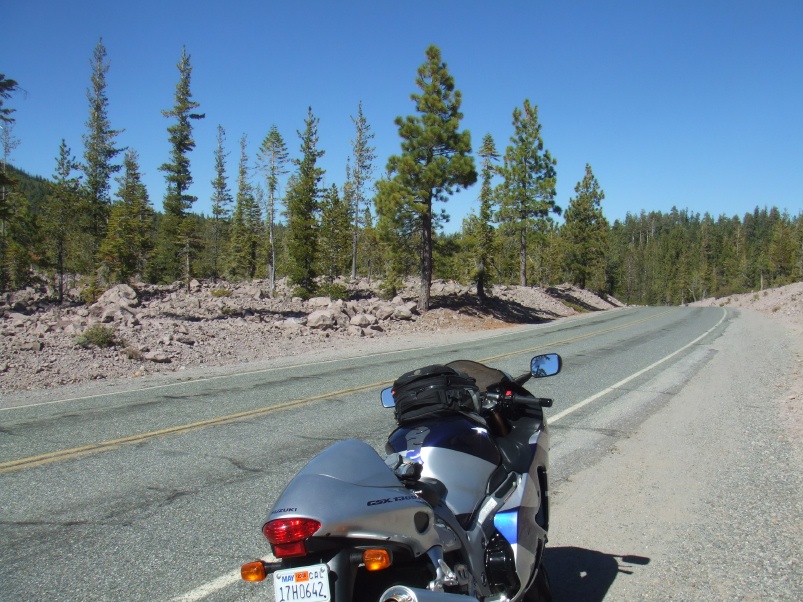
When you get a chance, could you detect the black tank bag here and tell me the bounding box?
[392,365,479,425]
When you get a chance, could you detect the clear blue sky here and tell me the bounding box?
[3,1,802,232]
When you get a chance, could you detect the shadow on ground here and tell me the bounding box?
[544,546,650,601]
[430,294,564,324]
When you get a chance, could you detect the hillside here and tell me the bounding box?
[0,278,622,393]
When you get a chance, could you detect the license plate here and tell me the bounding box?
[272,563,331,602]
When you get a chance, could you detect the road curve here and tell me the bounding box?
[4,307,797,601]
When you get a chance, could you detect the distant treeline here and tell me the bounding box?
[1,47,800,308]
[3,164,801,306]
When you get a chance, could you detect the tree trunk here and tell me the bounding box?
[419,206,433,312]
[268,221,275,296]
[519,224,527,287]
[351,228,358,280]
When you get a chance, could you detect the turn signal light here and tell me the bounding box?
[363,549,392,571]
[241,561,267,582]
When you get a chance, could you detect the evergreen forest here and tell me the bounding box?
[1,45,801,309]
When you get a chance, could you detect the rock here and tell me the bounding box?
[347,325,365,337]
[307,310,335,330]
[245,285,266,300]
[144,351,171,363]
[18,341,43,352]
[350,313,377,327]
[308,296,332,308]
[96,283,139,308]
[392,306,414,321]
[374,303,395,321]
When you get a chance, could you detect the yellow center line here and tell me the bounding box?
[1,308,677,474]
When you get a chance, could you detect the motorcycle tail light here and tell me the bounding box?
[363,549,392,571]
[263,518,321,558]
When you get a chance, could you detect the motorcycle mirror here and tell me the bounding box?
[380,387,396,408]
[531,353,562,378]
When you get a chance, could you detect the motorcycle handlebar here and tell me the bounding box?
[485,391,554,408]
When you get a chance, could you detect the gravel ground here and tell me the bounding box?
[0,280,619,396]
[545,307,803,601]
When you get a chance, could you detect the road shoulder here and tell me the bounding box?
[544,309,803,601]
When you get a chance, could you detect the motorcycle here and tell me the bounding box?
[241,353,562,602]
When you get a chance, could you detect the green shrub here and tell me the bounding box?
[80,284,105,305]
[319,282,349,301]
[378,278,400,301]
[211,288,233,297]
[76,325,117,349]
[291,286,314,300]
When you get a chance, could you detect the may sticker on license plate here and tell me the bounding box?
[273,563,331,602]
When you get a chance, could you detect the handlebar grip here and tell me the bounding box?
[487,392,554,408]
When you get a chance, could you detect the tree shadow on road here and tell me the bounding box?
[430,294,563,324]
[544,546,650,601]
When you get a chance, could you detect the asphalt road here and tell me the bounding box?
[4,306,796,601]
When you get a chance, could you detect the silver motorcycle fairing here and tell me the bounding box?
[493,426,550,596]
[386,416,502,523]
[267,439,440,556]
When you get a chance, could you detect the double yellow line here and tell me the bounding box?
[1,308,676,474]
[0,382,385,474]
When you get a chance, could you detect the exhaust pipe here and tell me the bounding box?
[379,585,476,602]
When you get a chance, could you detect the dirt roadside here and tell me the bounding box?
[544,304,803,600]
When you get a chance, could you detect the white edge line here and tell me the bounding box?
[171,555,274,602]
[549,308,726,424]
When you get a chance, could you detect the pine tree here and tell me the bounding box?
[210,125,233,281]
[229,134,261,280]
[285,107,325,295]
[0,74,20,124]
[43,141,82,303]
[82,39,124,262]
[473,133,499,302]
[375,45,477,311]
[496,99,560,286]
[157,46,204,285]
[562,164,609,290]
[256,125,289,294]
[1,119,21,290]
[349,102,376,279]
[98,149,154,283]
[318,183,353,281]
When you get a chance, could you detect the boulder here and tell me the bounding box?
[307,296,332,308]
[144,351,171,363]
[373,303,395,321]
[96,283,139,308]
[350,313,377,327]
[307,310,335,330]
[347,325,365,337]
[392,306,414,321]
